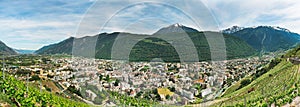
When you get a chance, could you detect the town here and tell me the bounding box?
[2,55,271,106]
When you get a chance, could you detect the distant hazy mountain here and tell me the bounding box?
[15,49,35,54]
[0,40,17,55]
[223,26,300,52]
[36,24,256,62]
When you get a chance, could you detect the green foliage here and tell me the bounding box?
[105,75,110,82]
[0,72,89,107]
[114,79,120,86]
[44,85,52,92]
[215,45,300,106]
[231,26,300,52]
[99,74,103,81]
[0,92,16,106]
[283,45,300,58]
[41,58,50,64]
[129,32,256,62]
[29,75,40,81]
[36,32,256,62]
[168,87,176,92]
[166,94,171,100]
[238,79,251,89]
[226,78,234,86]
[67,85,82,97]
[253,57,281,79]
[109,91,159,107]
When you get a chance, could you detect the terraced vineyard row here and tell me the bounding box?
[0,72,89,107]
[214,58,300,106]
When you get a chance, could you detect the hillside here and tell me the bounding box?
[0,72,89,106]
[224,26,300,52]
[213,46,300,106]
[0,41,17,55]
[36,24,256,62]
[35,37,74,55]
[127,32,255,62]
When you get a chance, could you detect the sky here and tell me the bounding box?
[0,0,300,50]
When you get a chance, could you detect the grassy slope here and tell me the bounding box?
[221,76,252,97]
[215,60,299,106]
[213,47,300,106]
[37,32,256,62]
[0,92,16,107]
[0,72,90,107]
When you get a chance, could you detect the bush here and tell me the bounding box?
[67,85,82,97]
[29,75,40,81]
[238,79,251,90]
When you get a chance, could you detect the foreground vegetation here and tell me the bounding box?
[214,46,300,106]
[0,72,89,107]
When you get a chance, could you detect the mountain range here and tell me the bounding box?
[222,26,300,52]
[35,24,256,62]
[2,24,299,61]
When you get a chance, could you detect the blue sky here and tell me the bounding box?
[1,0,300,50]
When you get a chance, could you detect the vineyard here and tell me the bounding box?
[109,91,160,107]
[213,48,300,106]
[0,72,89,107]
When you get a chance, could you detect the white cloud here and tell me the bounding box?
[0,1,89,50]
[0,15,82,50]
[76,0,219,36]
[1,0,300,50]
[202,0,300,33]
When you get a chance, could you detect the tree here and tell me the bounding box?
[226,78,233,86]
[166,95,171,100]
[136,91,143,98]
[41,58,47,63]
[168,87,176,92]
[239,79,251,89]
[47,74,54,78]
[241,79,251,86]
[99,74,103,81]
[29,75,40,81]
[105,75,110,82]
[114,79,120,86]
[67,85,82,97]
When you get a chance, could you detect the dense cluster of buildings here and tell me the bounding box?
[9,56,270,105]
